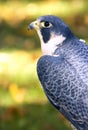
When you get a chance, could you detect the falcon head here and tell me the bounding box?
[28,15,74,55]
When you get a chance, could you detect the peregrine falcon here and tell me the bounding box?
[28,15,88,130]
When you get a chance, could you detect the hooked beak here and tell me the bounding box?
[28,20,40,30]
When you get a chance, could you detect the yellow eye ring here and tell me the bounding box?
[40,21,52,28]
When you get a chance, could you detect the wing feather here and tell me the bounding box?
[37,55,88,130]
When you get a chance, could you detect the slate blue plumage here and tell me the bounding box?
[28,15,88,130]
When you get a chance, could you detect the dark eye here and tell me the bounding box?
[41,21,52,28]
[44,21,50,27]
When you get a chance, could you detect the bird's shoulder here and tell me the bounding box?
[37,55,65,79]
[37,54,67,92]
[37,55,63,67]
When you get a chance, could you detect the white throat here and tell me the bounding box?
[37,31,66,56]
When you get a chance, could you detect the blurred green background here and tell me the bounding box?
[0,0,88,130]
